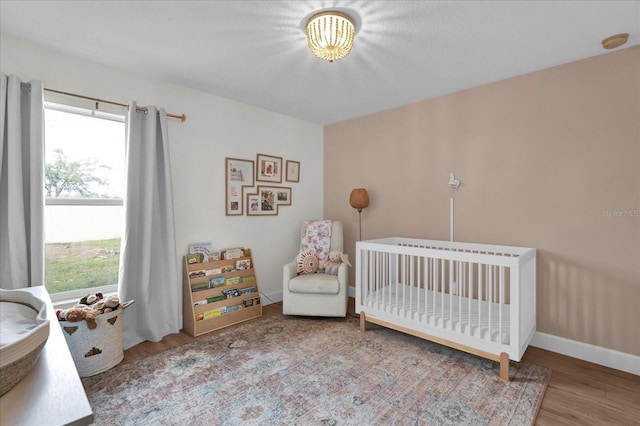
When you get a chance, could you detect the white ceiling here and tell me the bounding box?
[1,1,638,125]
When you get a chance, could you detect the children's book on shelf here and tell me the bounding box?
[235,259,251,270]
[239,286,256,295]
[186,253,202,264]
[226,276,241,286]
[223,304,243,314]
[207,294,225,303]
[189,269,206,279]
[189,242,214,262]
[209,276,226,288]
[223,248,244,260]
[221,265,236,273]
[203,308,223,320]
[193,294,225,306]
[243,296,261,307]
[222,288,240,298]
[191,281,210,292]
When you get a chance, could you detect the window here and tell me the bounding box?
[44,102,125,302]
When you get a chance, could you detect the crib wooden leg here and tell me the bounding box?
[359,312,366,332]
[499,352,510,381]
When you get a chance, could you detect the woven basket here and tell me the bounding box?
[59,302,132,378]
[0,289,50,396]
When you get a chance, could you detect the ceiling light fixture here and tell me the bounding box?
[601,33,629,50]
[306,11,355,62]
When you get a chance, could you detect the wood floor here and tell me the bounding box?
[124,301,640,425]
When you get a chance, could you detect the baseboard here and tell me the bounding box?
[531,332,639,376]
[349,286,356,299]
[261,290,283,306]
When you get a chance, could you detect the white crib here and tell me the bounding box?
[356,237,536,381]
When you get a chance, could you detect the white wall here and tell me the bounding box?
[45,205,122,243]
[1,34,324,309]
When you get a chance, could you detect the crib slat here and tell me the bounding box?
[423,256,428,324]
[409,255,412,314]
[458,260,463,333]
[377,250,380,306]
[409,255,414,318]
[369,250,374,308]
[405,255,409,316]
[450,260,454,330]
[440,258,445,328]
[499,266,505,344]
[378,251,382,309]
[468,262,473,336]
[415,255,419,317]
[488,265,493,342]
[377,250,381,309]
[433,257,438,325]
[399,254,403,316]
[478,264,483,338]
[389,253,400,309]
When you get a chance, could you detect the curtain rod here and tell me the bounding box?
[20,83,186,122]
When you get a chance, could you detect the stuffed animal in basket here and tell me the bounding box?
[321,251,352,275]
[102,294,120,312]
[62,307,98,330]
[79,292,104,306]
[89,294,121,314]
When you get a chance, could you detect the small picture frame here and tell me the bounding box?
[247,193,263,214]
[256,153,283,183]
[260,185,292,206]
[247,186,292,216]
[235,259,251,270]
[246,188,276,216]
[286,160,300,182]
[225,158,254,216]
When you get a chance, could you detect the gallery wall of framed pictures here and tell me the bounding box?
[225,153,300,216]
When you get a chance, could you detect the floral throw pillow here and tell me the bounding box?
[300,220,332,262]
[296,250,319,275]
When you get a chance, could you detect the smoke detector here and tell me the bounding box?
[602,33,629,50]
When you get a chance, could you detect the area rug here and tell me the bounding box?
[82,315,550,425]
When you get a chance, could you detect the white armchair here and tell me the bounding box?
[282,221,349,317]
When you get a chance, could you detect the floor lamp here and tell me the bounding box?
[349,188,369,241]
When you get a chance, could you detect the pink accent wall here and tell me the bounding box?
[325,46,640,355]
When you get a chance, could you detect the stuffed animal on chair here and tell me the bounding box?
[321,251,352,275]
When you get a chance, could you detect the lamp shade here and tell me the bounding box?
[349,188,369,210]
[306,11,355,62]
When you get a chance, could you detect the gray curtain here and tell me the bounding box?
[118,101,180,349]
[0,73,44,289]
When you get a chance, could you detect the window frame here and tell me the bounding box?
[44,101,125,304]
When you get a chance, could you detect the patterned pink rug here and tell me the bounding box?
[82,315,550,425]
